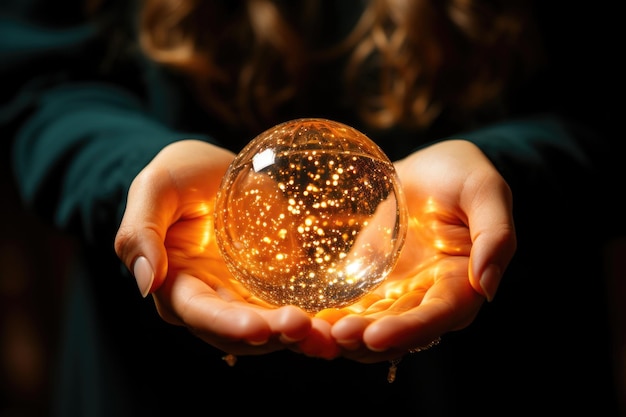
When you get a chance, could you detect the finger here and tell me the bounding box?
[330,315,371,349]
[330,293,434,354]
[295,318,341,359]
[462,169,517,301]
[263,305,313,343]
[115,140,235,297]
[163,272,316,348]
[114,166,177,296]
[363,264,482,352]
[165,272,273,344]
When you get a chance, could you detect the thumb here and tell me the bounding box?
[114,170,176,297]
[465,173,517,302]
[115,226,168,298]
[469,229,516,302]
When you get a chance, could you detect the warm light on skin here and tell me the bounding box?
[196,202,213,250]
[165,202,215,256]
[167,180,472,321]
[321,190,473,318]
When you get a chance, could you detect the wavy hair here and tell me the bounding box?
[138,0,542,131]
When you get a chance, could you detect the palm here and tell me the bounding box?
[310,140,515,363]
[314,190,481,363]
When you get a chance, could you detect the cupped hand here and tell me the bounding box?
[311,139,517,363]
[114,140,335,357]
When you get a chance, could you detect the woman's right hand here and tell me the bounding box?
[114,140,339,358]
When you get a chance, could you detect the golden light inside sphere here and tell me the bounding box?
[214,118,408,313]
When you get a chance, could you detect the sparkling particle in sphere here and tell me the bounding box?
[214,118,408,313]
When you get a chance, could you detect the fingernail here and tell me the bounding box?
[248,338,269,346]
[133,256,154,298]
[279,334,299,344]
[480,264,501,302]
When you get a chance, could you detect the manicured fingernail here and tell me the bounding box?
[133,256,154,298]
[338,339,365,351]
[279,334,299,344]
[367,345,387,353]
[248,338,269,346]
[480,264,501,302]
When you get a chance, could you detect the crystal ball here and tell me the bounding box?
[214,118,408,313]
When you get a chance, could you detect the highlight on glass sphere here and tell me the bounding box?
[214,118,408,313]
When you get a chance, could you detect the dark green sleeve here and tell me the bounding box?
[0,2,212,245]
[462,116,594,190]
[11,83,200,243]
[458,115,622,241]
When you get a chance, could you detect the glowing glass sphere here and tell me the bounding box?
[214,118,407,313]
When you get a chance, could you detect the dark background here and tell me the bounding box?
[1,2,624,416]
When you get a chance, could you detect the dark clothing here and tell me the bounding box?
[1,1,623,415]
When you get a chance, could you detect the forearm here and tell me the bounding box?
[11,82,209,244]
[458,115,617,240]
[464,117,587,191]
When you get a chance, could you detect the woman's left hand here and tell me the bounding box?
[297,139,517,363]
